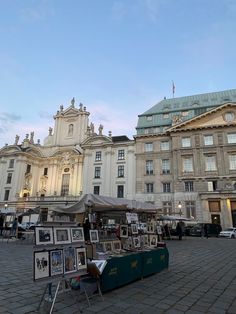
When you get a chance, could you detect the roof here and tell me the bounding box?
[136,88,236,133]
[112,136,131,142]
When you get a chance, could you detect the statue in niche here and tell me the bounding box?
[98,124,103,135]
[30,131,34,143]
[90,122,95,133]
[71,97,75,107]
[14,135,20,145]
[68,124,74,136]
[49,127,53,136]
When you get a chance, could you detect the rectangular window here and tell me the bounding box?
[182,157,193,172]
[95,151,102,161]
[4,189,10,201]
[162,159,170,174]
[227,133,236,144]
[94,186,100,195]
[9,159,14,168]
[146,183,154,193]
[117,185,124,198]
[163,182,171,193]
[185,181,194,192]
[209,200,221,212]
[6,173,12,184]
[118,165,124,177]
[146,160,154,175]
[160,141,170,151]
[146,115,153,121]
[208,181,217,191]
[44,168,48,176]
[60,174,70,196]
[162,201,172,215]
[204,135,213,146]
[26,164,31,174]
[145,143,153,152]
[163,113,169,119]
[118,149,125,160]
[185,201,196,219]
[182,137,191,148]
[229,154,236,170]
[94,167,101,178]
[205,155,217,171]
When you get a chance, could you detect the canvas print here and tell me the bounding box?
[133,236,141,248]
[131,223,138,234]
[64,247,77,274]
[147,222,155,234]
[35,227,54,246]
[54,227,71,245]
[34,251,50,280]
[76,247,87,271]
[102,241,113,252]
[123,237,133,250]
[71,227,84,242]
[89,229,99,243]
[120,225,128,238]
[149,234,158,247]
[50,249,63,276]
[112,240,121,251]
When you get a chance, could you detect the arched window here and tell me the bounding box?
[68,124,73,136]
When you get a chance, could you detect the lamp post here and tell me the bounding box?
[4,203,8,211]
[177,201,182,216]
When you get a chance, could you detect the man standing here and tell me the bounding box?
[0,215,4,236]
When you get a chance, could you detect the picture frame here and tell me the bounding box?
[89,229,99,243]
[133,236,141,248]
[50,249,64,276]
[63,247,77,274]
[35,227,54,246]
[157,225,162,235]
[147,222,155,234]
[34,251,50,280]
[112,240,121,251]
[120,225,128,238]
[102,241,113,252]
[131,223,138,235]
[76,247,87,271]
[71,227,84,242]
[54,227,71,245]
[149,234,158,247]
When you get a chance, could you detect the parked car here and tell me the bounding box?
[189,223,222,237]
[219,228,236,239]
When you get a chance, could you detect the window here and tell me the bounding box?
[224,112,235,122]
[61,174,70,196]
[145,143,153,152]
[209,200,221,212]
[182,157,193,172]
[94,167,101,178]
[6,173,12,184]
[182,137,191,148]
[205,155,217,171]
[208,181,217,191]
[118,149,125,160]
[185,181,194,192]
[182,111,189,117]
[146,160,153,175]
[118,165,124,178]
[162,201,172,215]
[26,164,31,174]
[185,201,196,219]
[229,154,236,170]
[117,185,124,198]
[94,186,100,195]
[162,159,170,174]
[146,115,153,121]
[68,124,74,136]
[4,189,10,201]
[163,182,171,193]
[95,151,101,161]
[227,133,236,144]
[44,168,48,176]
[163,113,169,119]
[9,159,14,168]
[146,183,154,193]
[160,141,170,151]
[204,135,213,146]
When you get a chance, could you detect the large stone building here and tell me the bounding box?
[1,89,236,228]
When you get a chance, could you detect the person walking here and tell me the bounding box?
[176,222,183,240]
[0,215,4,236]
[11,218,18,237]
[204,224,209,239]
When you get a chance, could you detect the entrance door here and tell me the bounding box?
[232,210,236,227]
[211,214,221,224]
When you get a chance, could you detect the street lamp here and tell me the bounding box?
[4,203,8,210]
[177,201,182,216]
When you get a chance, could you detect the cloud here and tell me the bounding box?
[19,1,55,23]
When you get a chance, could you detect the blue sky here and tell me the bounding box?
[0,0,235,147]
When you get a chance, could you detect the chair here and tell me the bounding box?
[79,262,104,307]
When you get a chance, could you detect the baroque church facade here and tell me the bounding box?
[1,89,236,228]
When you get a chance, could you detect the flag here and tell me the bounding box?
[172,81,175,97]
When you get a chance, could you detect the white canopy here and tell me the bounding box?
[51,194,157,214]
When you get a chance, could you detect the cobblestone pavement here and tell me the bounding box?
[0,237,235,314]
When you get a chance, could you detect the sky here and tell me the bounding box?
[0,0,236,147]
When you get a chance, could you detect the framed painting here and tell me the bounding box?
[102,241,113,252]
[76,247,87,271]
[112,240,121,251]
[149,234,158,247]
[35,227,54,246]
[63,247,77,274]
[71,227,84,242]
[89,229,99,243]
[133,236,141,248]
[120,225,128,238]
[147,222,155,234]
[34,251,50,280]
[54,227,71,245]
[50,249,64,276]
[131,223,138,235]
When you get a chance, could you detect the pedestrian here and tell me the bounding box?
[176,222,183,240]
[11,218,18,237]
[204,224,208,239]
[0,215,4,236]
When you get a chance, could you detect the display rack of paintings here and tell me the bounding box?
[89,229,99,243]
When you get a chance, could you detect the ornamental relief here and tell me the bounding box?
[57,152,76,173]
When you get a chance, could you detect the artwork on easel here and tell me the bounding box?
[34,251,50,280]
[71,227,84,242]
[35,227,54,246]
[131,224,138,235]
[64,247,77,274]
[89,229,99,243]
[76,247,87,271]
[120,225,128,238]
[50,249,64,276]
[54,227,71,245]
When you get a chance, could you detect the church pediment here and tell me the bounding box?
[0,145,21,154]
[167,103,236,132]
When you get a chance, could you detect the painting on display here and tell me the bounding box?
[102,241,113,252]
[133,236,141,248]
[54,227,71,245]
[112,240,121,251]
[89,230,99,243]
[71,227,84,242]
[76,247,87,271]
[64,247,77,274]
[120,225,128,238]
[34,251,50,280]
[35,227,54,246]
[50,249,64,276]
[131,224,138,235]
